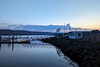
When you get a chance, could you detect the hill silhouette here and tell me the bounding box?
[0,29,52,35]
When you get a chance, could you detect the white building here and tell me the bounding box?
[69,31,83,39]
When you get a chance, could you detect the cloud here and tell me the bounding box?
[0,23,92,32]
[1,23,9,25]
[0,23,10,28]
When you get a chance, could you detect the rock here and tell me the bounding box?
[91,52,95,56]
[83,49,88,54]
[96,51,99,54]
[94,65,99,67]
[87,63,91,67]
[88,55,94,59]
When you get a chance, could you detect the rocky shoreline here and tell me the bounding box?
[41,37,100,67]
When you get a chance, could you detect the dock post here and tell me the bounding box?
[20,35,21,38]
[0,36,1,43]
[27,35,29,39]
[16,35,17,39]
[0,43,1,50]
[16,35,17,41]
[0,36,1,50]
[12,43,14,51]
[12,36,14,43]
[9,35,10,42]
[20,35,21,40]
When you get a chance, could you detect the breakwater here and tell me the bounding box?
[42,37,100,67]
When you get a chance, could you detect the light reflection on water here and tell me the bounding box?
[0,41,79,67]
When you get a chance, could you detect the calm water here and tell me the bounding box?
[0,40,79,67]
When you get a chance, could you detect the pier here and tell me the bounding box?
[0,35,54,44]
[0,29,54,44]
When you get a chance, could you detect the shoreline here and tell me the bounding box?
[41,37,100,67]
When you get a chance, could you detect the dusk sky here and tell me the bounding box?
[0,0,100,30]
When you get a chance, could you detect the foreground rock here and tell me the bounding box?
[42,37,100,67]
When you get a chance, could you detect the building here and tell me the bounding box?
[69,31,90,40]
[63,33,69,39]
[54,33,63,38]
[89,30,100,42]
[82,32,90,41]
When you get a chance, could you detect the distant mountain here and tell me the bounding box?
[0,23,91,32]
[0,29,52,35]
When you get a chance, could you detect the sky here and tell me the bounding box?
[0,0,100,30]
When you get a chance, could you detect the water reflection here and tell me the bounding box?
[22,44,55,49]
[56,48,79,67]
[0,41,79,67]
[0,43,1,50]
[0,43,14,52]
[8,43,11,48]
[0,43,55,52]
[12,43,14,51]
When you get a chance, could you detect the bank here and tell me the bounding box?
[41,37,100,67]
